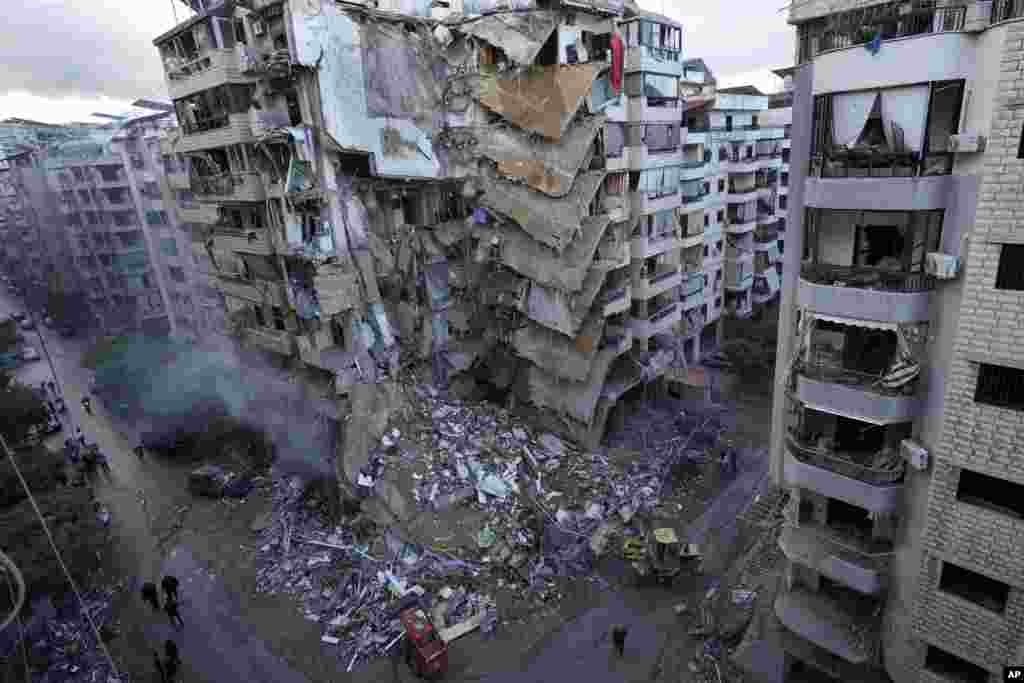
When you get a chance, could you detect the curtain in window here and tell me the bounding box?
[605,123,625,158]
[831,91,878,148]
[880,85,929,153]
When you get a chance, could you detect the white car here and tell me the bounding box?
[21,347,40,362]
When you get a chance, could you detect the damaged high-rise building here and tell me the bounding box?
[155,0,695,454]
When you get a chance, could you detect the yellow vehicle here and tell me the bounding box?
[624,523,701,587]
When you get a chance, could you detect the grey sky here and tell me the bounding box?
[0,0,793,122]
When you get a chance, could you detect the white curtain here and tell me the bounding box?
[881,85,930,153]
[832,91,879,148]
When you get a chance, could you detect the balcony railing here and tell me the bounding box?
[781,517,895,572]
[649,267,679,286]
[755,227,779,242]
[800,263,935,292]
[786,431,905,485]
[681,159,706,169]
[800,356,919,397]
[993,0,1024,23]
[182,114,230,136]
[681,191,708,205]
[811,151,953,178]
[649,301,678,323]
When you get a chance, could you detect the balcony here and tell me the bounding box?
[726,184,759,203]
[192,173,266,203]
[726,213,757,235]
[216,274,288,307]
[680,225,704,249]
[601,323,633,357]
[177,203,218,225]
[632,189,681,215]
[684,129,707,146]
[681,274,704,310]
[726,269,754,290]
[93,171,130,188]
[629,145,683,170]
[633,266,682,300]
[680,158,708,181]
[631,230,680,259]
[679,190,709,211]
[798,264,934,323]
[600,284,632,317]
[165,49,256,100]
[177,112,253,154]
[784,434,904,513]
[624,46,683,76]
[627,97,683,125]
[630,301,680,338]
[215,228,278,257]
[779,520,892,595]
[755,226,779,244]
[796,359,924,423]
[811,152,953,179]
[605,150,629,173]
[245,326,295,357]
[774,586,881,665]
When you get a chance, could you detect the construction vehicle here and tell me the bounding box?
[624,521,701,587]
[399,603,448,679]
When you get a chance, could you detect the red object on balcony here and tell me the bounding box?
[610,31,624,94]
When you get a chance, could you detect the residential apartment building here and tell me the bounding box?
[156,0,696,449]
[759,2,1024,682]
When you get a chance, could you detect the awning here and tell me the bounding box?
[812,313,896,331]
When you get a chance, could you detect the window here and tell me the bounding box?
[957,468,1024,519]
[924,646,987,683]
[160,238,179,257]
[625,73,678,100]
[725,115,732,131]
[996,244,1024,290]
[145,210,168,226]
[938,561,1009,613]
[272,305,286,331]
[779,195,788,211]
[975,363,1024,411]
[717,210,724,222]
[717,179,725,193]
[751,115,758,129]
[703,215,709,227]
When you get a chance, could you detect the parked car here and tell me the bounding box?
[20,347,40,362]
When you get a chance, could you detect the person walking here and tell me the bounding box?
[164,597,184,630]
[161,575,179,604]
[141,582,161,612]
[611,624,628,657]
[153,649,167,683]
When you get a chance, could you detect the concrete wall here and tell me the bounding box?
[811,33,978,95]
[771,61,814,486]
[804,177,954,212]
[910,19,1024,680]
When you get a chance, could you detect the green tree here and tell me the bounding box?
[0,372,49,445]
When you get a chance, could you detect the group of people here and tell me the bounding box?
[40,381,66,416]
[63,429,111,477]
[141,576,184,682]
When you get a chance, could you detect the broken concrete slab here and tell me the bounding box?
[189,465,229,498]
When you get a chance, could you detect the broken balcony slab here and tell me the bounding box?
[480,169,606,253]
[476,62,607,141]
[516,346,618,425]
[458,11,559,66]
[313,264,362,316]
[472,114,606,197]
[491,213,611,293]
[525,266,608,338]
[512,314,605,383]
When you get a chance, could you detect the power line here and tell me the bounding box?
[0,434,121,680]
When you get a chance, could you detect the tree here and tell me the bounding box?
[0,372,49,445]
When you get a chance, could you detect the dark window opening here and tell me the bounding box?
[779,195,788,210]
[995,244,1024,290]
[956,467,1024,520]
[272,306,286,331]
[975,363,1024,411]
[725,115,733,132]
[536,29,559,65]
[751,115,759,129]
[703,215,709,227]
[924,646,987,683]
[233,18,247,45]
[825,497,873,537]
[1019,123,1024,160]
[717,179,725,193]
[938,561,1009,613]
[285,90,302,126]
[253,304,265,327]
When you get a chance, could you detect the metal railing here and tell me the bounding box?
[811,152,953,178]
[780,518,894,572]
[800,262,935,292]
[681,191,708,205]
[800,356,919,396]
[182,114,230,136]
[786,431,906,485]
[993,0,1024,23]
[802,4,968,61]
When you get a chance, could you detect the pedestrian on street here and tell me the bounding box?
[141,582,161,612]
[611,624,628,657]
[164,597,184,629]
[161,575,179,604]
[75,426,85,445]
[153,649,167,683]
[164,639,180,682]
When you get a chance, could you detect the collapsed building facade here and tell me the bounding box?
[155,0,694,449]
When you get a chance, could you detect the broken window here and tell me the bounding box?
[939,561,1009,613]
[923,646,987,683]
[975,363,1024,411]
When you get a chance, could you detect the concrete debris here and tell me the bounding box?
[188,464,230,498]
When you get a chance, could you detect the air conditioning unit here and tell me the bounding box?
[948,133,986,153]
[925,252,959,279]
[901,439,929,471]
[252,20,266,36]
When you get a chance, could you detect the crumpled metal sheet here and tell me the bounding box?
[459,11,559,66]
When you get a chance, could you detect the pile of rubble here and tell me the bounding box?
[0,590,121,683]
